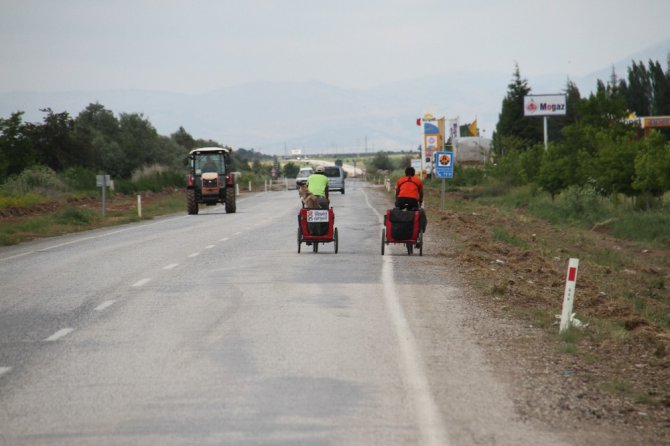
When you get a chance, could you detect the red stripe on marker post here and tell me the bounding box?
[568,267,577,282]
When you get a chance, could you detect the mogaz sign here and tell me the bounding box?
[524,94,567,117]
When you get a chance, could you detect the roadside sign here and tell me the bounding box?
[434,151,453,178]
[96,175,110,187]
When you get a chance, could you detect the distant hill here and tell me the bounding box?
[2,38,668,155]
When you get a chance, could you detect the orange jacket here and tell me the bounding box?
[395,175,423,200]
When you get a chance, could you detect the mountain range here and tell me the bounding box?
[2,39,669,156]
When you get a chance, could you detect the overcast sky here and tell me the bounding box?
[2,0,670,94]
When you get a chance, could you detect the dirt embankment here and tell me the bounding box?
[425,191,670,445]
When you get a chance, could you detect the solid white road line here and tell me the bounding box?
[132,278,152,287]
[163,263,179,270]
[381,258,450,446]
[0,367,11,377]
[205,245,215,249]
[94,300,116,311]
[187,252,200,258]
[44,328,74,342]
[0,215,190,262]
[364,187,450,446]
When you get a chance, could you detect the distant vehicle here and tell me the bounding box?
[324,165,345,194]
[295,167,314,188]
[184,147,236,215]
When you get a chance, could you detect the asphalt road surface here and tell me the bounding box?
[0,180,571,445]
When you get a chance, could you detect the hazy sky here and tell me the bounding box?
[2,0,670,93]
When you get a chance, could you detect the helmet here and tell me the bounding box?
[315,166,325,173]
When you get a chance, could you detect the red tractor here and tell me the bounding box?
[185,147,236,215]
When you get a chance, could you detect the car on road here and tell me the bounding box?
[324,165,345,194]
[295,167,313,188]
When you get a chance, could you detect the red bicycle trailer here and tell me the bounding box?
[297,207,339,254]
[381,208,423,256]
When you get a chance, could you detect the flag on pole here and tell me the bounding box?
[448,118,460,141]
[468,119,478,136]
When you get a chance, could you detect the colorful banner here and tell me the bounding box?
[448,118,460,141]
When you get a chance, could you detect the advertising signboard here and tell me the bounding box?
[422,113,439,134]
[524,94,567,117]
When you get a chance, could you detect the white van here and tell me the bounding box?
[295,167,313,188]
[324,166,345,194]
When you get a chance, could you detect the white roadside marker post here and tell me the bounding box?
[560,258,580,333]
[137,194,142,218]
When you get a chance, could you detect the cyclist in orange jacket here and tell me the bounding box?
[395,166,427,234]
[395,166,423,210]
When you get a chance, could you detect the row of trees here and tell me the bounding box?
[491,57,670,204]
[0,103,271,185]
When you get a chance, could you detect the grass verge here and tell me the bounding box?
[0,191,185,246]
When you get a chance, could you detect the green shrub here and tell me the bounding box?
[61,166,97,191]
[1,165,69,197]
[115,166,185,194]
[55,208,94,225]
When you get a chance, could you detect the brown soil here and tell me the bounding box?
[425,191,670,445]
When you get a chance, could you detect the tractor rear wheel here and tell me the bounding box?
[225,187,236,213]
[187,190,199,215]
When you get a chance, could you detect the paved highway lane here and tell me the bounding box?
[0,180,572,446]
[0,181,446,445]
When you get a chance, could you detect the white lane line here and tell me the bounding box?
[163,263,179,270]
[381,258,450,446]
[187,252,200,258]
[95,300,116,311]
[205,244,215,249]
[0,367,11,377]
[44,328,75,342]
[0,215,191,262]
[219,237,229,242]
[132,278,152,287]
[363,187,449,445]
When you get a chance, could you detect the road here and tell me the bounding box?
[0,180,571,445]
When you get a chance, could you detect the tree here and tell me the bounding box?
[633,131,670,198]
[625,61,652,116]
[493,63,543,156]
[590,132,638,197]
[117,112,161,177]
[74,103,119,171]
[25,109,84,171]
[282,161,300,178]
[171,126,196,151]
[369,151,394,171]
[537,143,573,200]
[0,112,35,181]
[649,59,670,115]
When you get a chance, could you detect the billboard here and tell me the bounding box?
[524,94,567,117]
[422,113,439,134]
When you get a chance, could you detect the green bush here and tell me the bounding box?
[61,166,97,191]
[116,166,185,194]
[0,165,69,197]
[55,208,95,225]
